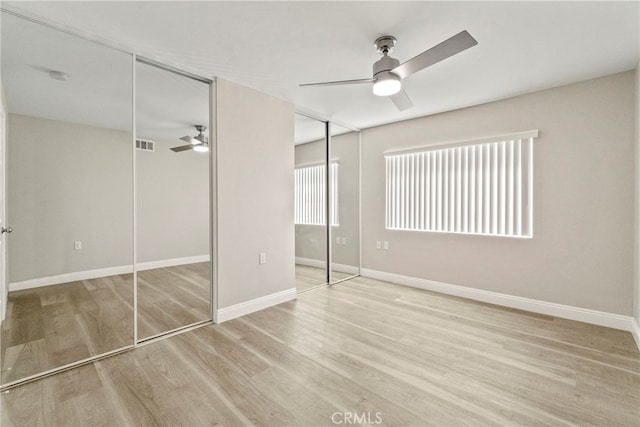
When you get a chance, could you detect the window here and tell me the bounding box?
[385,131,537,238]
[295,163,338,226]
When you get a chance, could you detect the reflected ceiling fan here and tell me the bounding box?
[170,125,209,153]
[300,30,478,111]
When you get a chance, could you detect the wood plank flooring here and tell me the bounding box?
[2,276,638,426]
[295,264,353,292]
[1,263,210,384]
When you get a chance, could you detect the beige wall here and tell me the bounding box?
[361,71,635,316]
[215,79,295,308]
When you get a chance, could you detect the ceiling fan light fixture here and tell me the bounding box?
[193,144,209,153]
[372,72,401,96]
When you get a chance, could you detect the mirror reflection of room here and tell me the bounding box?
[329,125,360,284]
[294,114,327,292]
[1,12,134,384]
[135,61,211,340]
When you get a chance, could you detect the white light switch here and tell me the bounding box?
[259,252,266,265]
[383,241,389,250]
[336,236,341,244]
[74,241,82,250]
[376,241,381,249]
[341,237,347,245]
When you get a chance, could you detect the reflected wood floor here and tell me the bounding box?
[295,264,352,292]
[2,276,639,426]
[1,263,210,384]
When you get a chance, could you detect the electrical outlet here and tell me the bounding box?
[383,241,389,250]
[74,241,82,250]
[376,241,381,249]
[259,252,266,265]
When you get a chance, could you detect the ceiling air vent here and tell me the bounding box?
[136,139,155,152]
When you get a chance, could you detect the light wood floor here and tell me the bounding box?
[2,276,638,426]
[295,264,353,292]
[1,263,210,384]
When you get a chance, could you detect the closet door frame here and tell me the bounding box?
[132,56,215,345]
[0,9,216,391]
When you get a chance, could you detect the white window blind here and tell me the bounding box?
[295,163,338,226]
[385,132,536,238]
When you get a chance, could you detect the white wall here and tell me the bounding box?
[330,131,360,270]
[634,63,640,341]
[136,136,209,263]
[7,114,209,283]
[215,79,295,312]
[8,114,133,282]
[294,139,327,264]
[294,132,360,269]
[1,84,7,320]
[362,71,635,316]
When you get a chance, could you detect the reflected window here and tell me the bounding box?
[294,162,338,226]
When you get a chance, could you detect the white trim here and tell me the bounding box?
[361,268,637,334]
[216,288,297,323]
[8,255,209,292]
[384,129,539,157]
[631,319,640,351]
[137,255,209,272]
[295,257,358,275]
[295,256,326,269]
[332,263,360,276]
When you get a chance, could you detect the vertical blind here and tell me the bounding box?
[295,163,338,226]
[385,133,536,238]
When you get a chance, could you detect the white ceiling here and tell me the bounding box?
[2,1,639,142]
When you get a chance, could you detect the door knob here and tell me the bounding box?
[1,227,12,234]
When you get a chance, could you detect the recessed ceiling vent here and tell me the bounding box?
[136,139,155,152]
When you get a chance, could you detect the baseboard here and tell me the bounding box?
[8,255,210,292]
[215,288,297,323]
[295,257,326,269]
[361,269,637,335]
[296,257,359,275]
[137,255,210,272]
[632,318,640,350]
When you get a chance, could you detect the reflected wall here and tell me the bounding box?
[330,126,360,283]
[135,60,211,340]
[294,114,327,291]
[0,11,213,387]
[1,11,134,384]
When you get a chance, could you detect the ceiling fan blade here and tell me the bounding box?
[391,30,478,80]
[180,135,196,144]
[300,78,374,87]
[389,88,413,111]
[170,144,194,152]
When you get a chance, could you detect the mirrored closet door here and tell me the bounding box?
[330,125,360,284]
[294,114,328,292]
[135,60,211,340]
[1,12,134,385]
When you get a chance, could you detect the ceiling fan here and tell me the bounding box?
[170,125,209,153]
[299,30,478,111]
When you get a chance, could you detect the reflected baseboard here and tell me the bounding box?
[8,255,210,292]
[295,257,359,275]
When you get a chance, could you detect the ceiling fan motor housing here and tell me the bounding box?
[373,55,400,78]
